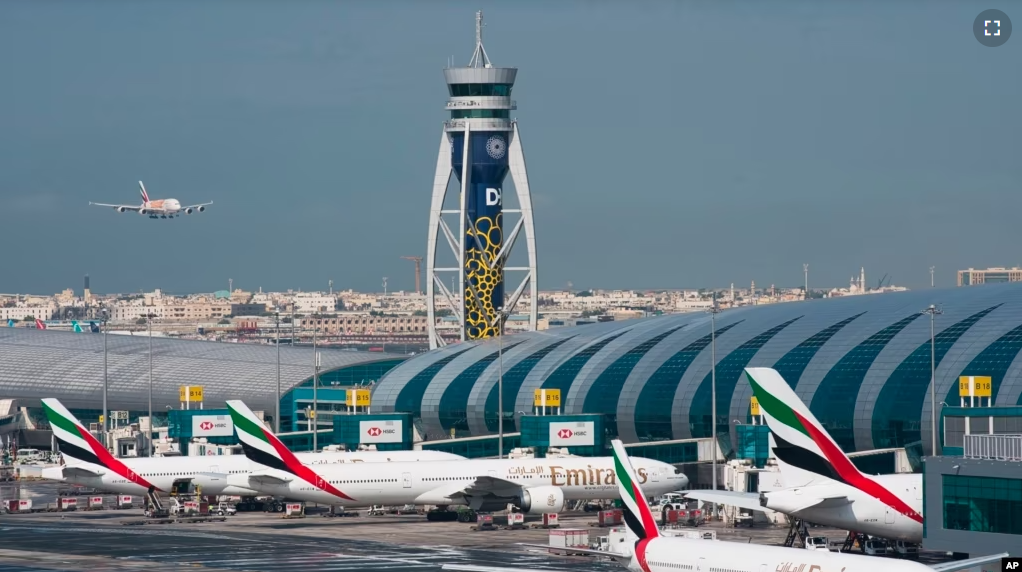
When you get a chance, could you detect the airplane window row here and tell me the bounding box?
[328,479,398,484]
[652,561,693,570]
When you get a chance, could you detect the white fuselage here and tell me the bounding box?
[42,450,464,497]
[634,534,932,572]
[141,198,181,214]
[762,474,923,542]
[235,456,687,508]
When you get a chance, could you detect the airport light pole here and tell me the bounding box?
[275,311,281,434]
[101,308,109,449]
[146,312,155,458]
[312,317,318,451]
[497,307,505,459]
[707,295,721,520]
[924,304,943,455]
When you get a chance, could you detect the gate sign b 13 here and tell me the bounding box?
[360,420,402,444]
[549,422,594,446]
[191,414,233,437]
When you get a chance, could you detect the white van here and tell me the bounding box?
[805,537,829,551]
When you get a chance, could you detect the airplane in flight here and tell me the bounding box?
[225,399,687,512]
[442,440,1006,572]
[39,398,465,498]
[683,367,925,543]
[89,181,212,219]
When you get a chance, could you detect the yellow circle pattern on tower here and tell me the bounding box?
[465,213,503,340]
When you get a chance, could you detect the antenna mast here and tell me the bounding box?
[468,10,492,68]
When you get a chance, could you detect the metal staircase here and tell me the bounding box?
[782,517,809,547]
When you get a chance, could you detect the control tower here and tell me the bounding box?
[425,11,538,349]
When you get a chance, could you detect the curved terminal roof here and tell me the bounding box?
[0,329,407,413]
[373,282,1022,454]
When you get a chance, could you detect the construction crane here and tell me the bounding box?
[401,256,423,295]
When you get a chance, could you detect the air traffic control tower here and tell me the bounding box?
[426,12,538,350]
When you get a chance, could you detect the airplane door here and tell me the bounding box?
[885,507,895,524]
[209,465,219,474]
[402,472,412,488]
[697,557,706,572]
[651,467,661,483]
[488,470,498,479]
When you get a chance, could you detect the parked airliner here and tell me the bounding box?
[226,399,687,512]
[442,440,1006,572]
[40,398,465,497]
[89,181,211,219]
[684,367,925,543]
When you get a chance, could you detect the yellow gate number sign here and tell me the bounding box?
[958,376,992,398]
[533,389,561,407]
[750,396,761,416]
[179,386,204,402]
[347,389,371,407]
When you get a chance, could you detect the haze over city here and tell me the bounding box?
[1,0,1018,295]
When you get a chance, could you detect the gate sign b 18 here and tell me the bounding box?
[360,420,402,444]
[191,414,234,437]
[549,421,595,446]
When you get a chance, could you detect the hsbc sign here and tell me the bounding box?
[549,422,595,447]
[191,415,233,437]
[359,420,403,444]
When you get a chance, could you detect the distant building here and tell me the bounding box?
[958,267,1022,286]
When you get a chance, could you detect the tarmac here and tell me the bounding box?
[0,482,956,572]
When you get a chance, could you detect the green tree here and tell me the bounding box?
[21,315,35,322]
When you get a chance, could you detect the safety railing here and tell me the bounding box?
[963,433,1022,462]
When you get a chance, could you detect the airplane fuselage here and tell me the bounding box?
[762,474,923,542]
[42,450,464,497]
[234,456,687,510]
[634,534,933,572]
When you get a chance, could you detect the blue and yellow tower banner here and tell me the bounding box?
[451,130,510,339]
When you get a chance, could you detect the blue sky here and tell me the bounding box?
[1,0,1018,295]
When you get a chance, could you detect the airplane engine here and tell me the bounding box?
[184,208,193,215]
[196,205,205,213]
[515,486,565,515]
[116,206,127,213]
[139,208,148,215]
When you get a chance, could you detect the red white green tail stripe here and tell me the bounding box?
[41,398,158,491]
[744,367,922,523]
[610,439,658,572]
[225,400,354,501]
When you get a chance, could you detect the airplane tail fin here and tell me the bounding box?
[72,320,82,333]
[35,319,46,330]
[7,319,13,328]
[41,398,159,490]
[610,439,660,553]
[139,181,149,204]
[225,400,354,500]
[89,321,100,333]
[745,367,863,487]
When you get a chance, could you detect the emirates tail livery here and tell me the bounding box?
[443,440,1007,572]
[89,181,212,219]
[225,399,687,511]
[685,367,926,543]
[40,398,464,497]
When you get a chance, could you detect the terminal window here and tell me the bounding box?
[942,475,1022,535]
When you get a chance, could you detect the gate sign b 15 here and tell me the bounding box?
[360,420,402,444]
[549,421,594,446]
[191,414,233,437]
[347,389,371,407]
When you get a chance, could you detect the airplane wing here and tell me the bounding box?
[684,490,765,512]
[420,475,526,506]
[181,201,213,210]
[929,553,1008,572]
[442,544,629,572]
[89,202,141,211]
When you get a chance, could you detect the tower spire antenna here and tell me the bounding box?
[468,10,492,68]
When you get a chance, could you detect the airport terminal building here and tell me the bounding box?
[373,282,1022,455]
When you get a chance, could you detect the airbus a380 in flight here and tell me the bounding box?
[40,398,465,497]
[89,181,212,219]
[225,399,687,512]
[684,367,925,543]
[442,440,1006,572]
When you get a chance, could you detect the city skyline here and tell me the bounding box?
[2,1,1018,294]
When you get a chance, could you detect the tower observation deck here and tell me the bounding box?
[426,11,538,349]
